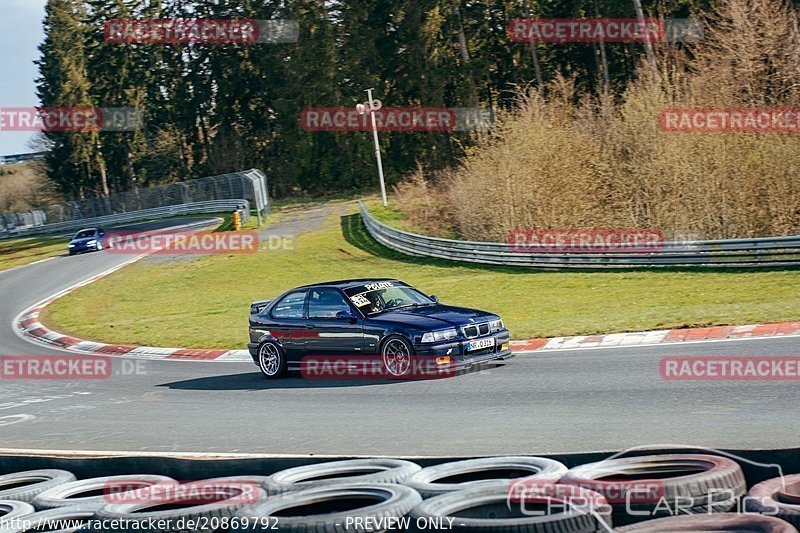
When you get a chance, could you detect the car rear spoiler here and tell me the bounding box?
[250,300,272,315]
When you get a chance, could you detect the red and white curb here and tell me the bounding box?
[17,294,800,363]
[11,218,254,363]
[510,322,800,353]
[12,233,800,362]
[14,249,254,362]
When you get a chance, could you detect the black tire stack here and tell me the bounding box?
[0,453,796,532]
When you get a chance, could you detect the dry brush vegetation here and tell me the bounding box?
[395,0,800,242]
[0,163,57,214]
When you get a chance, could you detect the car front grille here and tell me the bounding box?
[462,322,490,338]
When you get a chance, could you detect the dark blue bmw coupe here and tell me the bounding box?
[67,227,106,255]
[247,279,512,379]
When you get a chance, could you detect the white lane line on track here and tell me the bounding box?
[0,415,36,428]
[513,332,800,355]
[0,256,59,277]
[11,219,225,361]
[12,253,152,345]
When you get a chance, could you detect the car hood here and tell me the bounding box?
[371,304,497,330]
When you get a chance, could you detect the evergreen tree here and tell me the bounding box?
[37,0,107,199]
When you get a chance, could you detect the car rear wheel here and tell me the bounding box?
[258,341,286,379]
[382,336,413,378]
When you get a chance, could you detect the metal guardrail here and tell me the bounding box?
[2,200,250,238]
[359,201,800,268]
[0,151,47,166]
[0,169,269,236]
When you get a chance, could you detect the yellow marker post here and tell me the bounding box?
[233,211,241,231]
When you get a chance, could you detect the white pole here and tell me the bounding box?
[366,88,388,207]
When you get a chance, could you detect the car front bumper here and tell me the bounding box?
[414,330,513,369]
[68,243,100,254]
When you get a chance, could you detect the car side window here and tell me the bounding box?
[308,288,352,319]
[271,290,307,319]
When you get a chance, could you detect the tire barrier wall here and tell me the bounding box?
[0,448,797,531]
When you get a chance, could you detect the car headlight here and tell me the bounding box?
[421,328,458,343]
[86,240,96,245]
[489,319,504,332]
[68,243,75,247]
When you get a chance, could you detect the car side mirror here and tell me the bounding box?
[429,295,439,303]
[336,311,357,322]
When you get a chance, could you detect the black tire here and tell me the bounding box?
[559,454,746,526]
[232,483,422,532]
[2,505,97,533]
[262,459,421,495]
[745,474,800,527]
[257,341,287,379]
[404,457,568,498]
[408,481,612,532]
[0,470,77,503]
[381,335,414,378]
[0,500,35,523]
[89,479,267,532]
[617,512,798,532]
[32,474,174,511]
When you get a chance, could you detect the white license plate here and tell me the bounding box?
[466,337,495,351]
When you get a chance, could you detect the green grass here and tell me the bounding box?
[365,202,415,231]
[43,202,800,348]
[0,236,65,271]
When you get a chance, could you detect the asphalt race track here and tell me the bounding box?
[1,217,798,456]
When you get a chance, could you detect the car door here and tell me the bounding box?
[265,289,309,362]
[305,288,365,357]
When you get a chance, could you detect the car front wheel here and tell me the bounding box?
[258,341,287,379]
[381,336,413,378]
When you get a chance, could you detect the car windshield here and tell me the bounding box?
[73,230,97,239]
[344,281,434,315]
